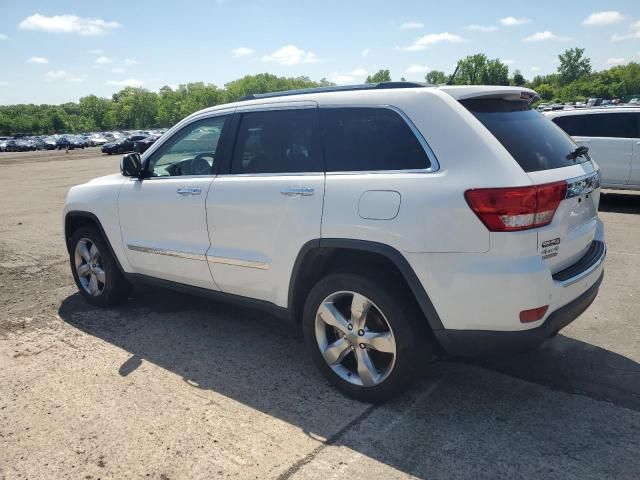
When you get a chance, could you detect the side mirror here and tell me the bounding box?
[121,153,142,177]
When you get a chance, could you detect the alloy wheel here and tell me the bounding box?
[74,238,105,296]
[315,291,397,387]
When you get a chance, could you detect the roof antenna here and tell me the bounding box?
[446,64,460,85]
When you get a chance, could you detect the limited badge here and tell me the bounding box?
[541,237,561,260]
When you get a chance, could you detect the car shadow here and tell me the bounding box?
[599,190,640,214]
[58,288,640,478]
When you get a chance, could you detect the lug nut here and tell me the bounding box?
[358,329,365,336]
[359,343,366,349]
[347,324,353,331]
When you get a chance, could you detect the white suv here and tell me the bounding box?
[64,83,606,402]
[545,107,640,190]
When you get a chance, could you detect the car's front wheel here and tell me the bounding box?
[69,226,131,307]
[303,272,429,403]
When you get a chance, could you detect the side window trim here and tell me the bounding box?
[221,105,325,177]
[319,104,440,175]
[142,111,233,179]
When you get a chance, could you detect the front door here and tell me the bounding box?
[206,104,325,306]
[118,113,232,289]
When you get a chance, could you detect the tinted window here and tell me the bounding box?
[146,115,229,177]
[553,112,639,138]
[231,109,322,174]
[462,99,587,173]
[320,108,430,171]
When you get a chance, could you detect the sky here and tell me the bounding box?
[0,0,639,105]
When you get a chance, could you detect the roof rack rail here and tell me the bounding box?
[238,81,429,101]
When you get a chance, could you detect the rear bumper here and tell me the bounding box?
[434,271,603,357]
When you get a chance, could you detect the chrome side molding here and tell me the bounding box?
[206,255,270,270]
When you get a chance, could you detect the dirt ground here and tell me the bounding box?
[1,149,639,479]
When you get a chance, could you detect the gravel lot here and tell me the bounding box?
[1,149,639,479]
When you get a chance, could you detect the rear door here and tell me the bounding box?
[627,113,640,186]
[462,97,600,273]
[552,112,634,186]
[205,103,325,306]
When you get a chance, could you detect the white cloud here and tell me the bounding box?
[27,56,48,64]
[401,21,424,29]
[87,49,102,54]
[523,31,568,42]
[398,32,464,51]
[95,56,113,64]
[530,66,541,71]
[465,24,498,32]
[112,67,125,73]
[350,68,368,76]
[612,22,640,41]
[45,70,84,82]
[330,73,355,84]
[124,58,138,65]
[261,45,322,65]
[607,57,626,65]
[500,17,531,26]
[502,59,516,65]
[582,11,624,26]
[0,81,10,87]
[0,33,8,40]
[406,64,429,73]
[19,13,121,36]
[361,49,370,57]
[105,78,144,88]
[231,47,254,57]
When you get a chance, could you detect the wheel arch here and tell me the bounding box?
[288,239,444,333]
[64,211,126,275]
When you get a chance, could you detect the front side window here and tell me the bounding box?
[320,107,431,172]
[146,115,229,177]
[231,109,322,174]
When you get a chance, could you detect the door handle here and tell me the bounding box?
[177,187,202,196]
[280,186,314,197]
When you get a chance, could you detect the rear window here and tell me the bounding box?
[320,107,431,172]
[552,112,640,138]
[461,98,587,173]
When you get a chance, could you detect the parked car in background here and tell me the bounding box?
[65,83,605,402]
[101,134,147,155]
[43,137,58,150]
[545,107,640,190]
[89,135,109,146]
[0,138,8,152]
[57,135,86,150]
[133,135,159,154]
[5,139,35,152]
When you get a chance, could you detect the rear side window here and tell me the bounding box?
[320,107,431,172]
[231,109,322,174]
[552,113,639,138]
[462,98,587,173]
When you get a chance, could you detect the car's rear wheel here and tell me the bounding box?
[303,272,429,403]
[69,226,131,307]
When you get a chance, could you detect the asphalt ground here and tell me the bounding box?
[0,148,638,479]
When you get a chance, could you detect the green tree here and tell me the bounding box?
[512,70,526,86]
[558,47,592,86]
[454,54,509,86]
[425,70,447,84]
[365,69,391,83]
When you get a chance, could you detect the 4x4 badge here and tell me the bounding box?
[542,238,561,248]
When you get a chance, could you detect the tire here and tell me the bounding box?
[69,226,131,307]
[302,272,429,403]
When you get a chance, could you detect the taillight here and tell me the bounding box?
[465,181,567,232]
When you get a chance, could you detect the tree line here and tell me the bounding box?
[1,48,639,136]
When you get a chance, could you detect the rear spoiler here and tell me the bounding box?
[438,86,540,104]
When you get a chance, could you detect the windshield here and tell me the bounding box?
[461,98,589,173]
